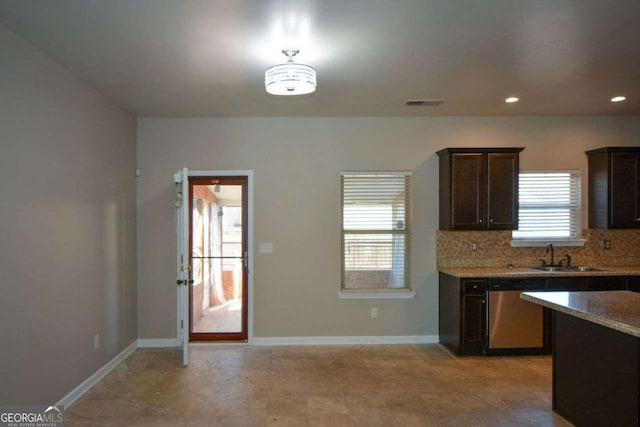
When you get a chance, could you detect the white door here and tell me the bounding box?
[175,168,189,366]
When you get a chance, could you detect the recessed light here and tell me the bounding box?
[611,96,626,103]
[505,97,519,103]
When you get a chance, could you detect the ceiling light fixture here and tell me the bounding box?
[611,96,626,103]
[505,97,519,103]
[265,49,317,96]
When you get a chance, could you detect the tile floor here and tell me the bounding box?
[65,344,573,426]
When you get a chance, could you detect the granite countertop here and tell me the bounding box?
[439,265,640,278]
[521,291,640,338]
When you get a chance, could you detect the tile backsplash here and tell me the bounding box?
[437,229,640,268]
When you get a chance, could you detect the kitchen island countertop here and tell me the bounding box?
[521,290,640,338]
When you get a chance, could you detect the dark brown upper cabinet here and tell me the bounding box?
[437,148,523,230]
[587,147,640,229]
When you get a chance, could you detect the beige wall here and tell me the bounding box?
[0,25,137,404]
[137,115,640,340]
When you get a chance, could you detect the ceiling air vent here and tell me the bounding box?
[404,99,445,107]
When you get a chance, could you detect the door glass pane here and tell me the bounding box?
[191,184,244,334]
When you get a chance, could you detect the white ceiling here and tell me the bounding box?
[1,0,639,117]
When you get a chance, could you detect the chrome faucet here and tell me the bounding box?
[540,244,568,268]
[546,243,556,266]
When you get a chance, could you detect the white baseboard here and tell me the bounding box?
[57,340,138,408]
[251,335,439,346]
[137,338,179,348]
[135,336,439,347]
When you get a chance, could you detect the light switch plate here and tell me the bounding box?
[259,243,273,254]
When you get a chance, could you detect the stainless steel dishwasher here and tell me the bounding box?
[487,279,545,350]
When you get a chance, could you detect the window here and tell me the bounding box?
[341,172,411,291]
[512,170,582,241]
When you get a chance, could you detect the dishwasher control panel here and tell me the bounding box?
[489,279,546,291]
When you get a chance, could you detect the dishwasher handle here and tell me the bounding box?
[489,279,546,291]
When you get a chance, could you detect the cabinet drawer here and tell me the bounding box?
[463,280,486,294]
[586,277,624,291]
[547,277,585,291]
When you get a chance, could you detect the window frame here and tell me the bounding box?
[511,169,586,247]
[339,171,415,299]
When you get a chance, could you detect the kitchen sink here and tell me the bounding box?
[565,266,608,272]
[530,266,608,273]
[531,266,573,272]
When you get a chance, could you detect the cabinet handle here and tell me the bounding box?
[489,218,494,223]
[479,218,483,224]
[481,300,485,304]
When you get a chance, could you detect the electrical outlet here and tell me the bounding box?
[603,239,612,250]
[370,307,378,319]
[471,242,478,251]
[94,334,100,350]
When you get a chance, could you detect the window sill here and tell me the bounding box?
[338,289,416,300]
[510,238,587,248]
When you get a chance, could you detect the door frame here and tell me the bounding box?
[177,170,254,347]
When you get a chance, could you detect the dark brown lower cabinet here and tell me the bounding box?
[553,311,640,426]
[439,273,486,355]
[439,273,640,356]
[461,281,487,350]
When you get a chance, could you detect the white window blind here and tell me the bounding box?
[513,171,582,239]
[341,172,411,290]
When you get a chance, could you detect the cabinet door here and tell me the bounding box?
[462,291,486,349]
[451,153,485,229]
[487,153,519,229]
[610,153,640,228]
[461,279,486,350]
[587,149,609,229]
